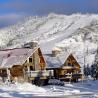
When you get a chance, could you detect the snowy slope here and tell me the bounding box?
[0,13,98,67]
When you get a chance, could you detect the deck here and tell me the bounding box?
[26,70,54,77]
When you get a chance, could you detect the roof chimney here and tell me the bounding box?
[23,41,38,49]
[52,47,61,57]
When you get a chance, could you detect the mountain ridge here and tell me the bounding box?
[0,13,98,67]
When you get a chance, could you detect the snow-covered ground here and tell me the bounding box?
[0,80,97,98]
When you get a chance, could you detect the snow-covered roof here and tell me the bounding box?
[52,47,62,51]
[45,51,70,68]
[45,51,81,68]
[0,47,38,68]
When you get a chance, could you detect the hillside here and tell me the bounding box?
[0,13,98,67]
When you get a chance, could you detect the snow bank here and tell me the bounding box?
[16,82,46,93]
[64,90,80,95]
[0,81,97,97]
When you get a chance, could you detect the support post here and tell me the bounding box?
[6,68,11,82]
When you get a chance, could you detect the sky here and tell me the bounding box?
[0,0,98,28]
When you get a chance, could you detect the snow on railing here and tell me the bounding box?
[26,70,54,77]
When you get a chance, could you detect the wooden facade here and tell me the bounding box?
[49,54,81,82]
[63,54,81,73]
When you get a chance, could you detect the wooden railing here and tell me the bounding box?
[26,70,53,77]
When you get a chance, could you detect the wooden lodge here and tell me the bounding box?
[55,54,81,82]
[0,45,53,85]
[46,51,82,82]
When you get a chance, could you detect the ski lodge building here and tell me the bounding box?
[0,42,53,85]
[46,49,82,82]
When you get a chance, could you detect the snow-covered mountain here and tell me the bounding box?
[0,13,98,67]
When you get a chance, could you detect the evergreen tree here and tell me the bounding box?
[84,64,91,76]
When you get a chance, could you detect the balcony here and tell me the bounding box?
[26,70,53,77]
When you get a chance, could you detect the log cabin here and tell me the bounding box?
[0,46,53,85]
[46,51,82,82]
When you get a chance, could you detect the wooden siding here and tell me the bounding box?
[0,69,7,77]
[38,48,46,70]
[64,54,80,69]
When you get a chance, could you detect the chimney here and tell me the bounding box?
[52,47,61,57]
[23,41,38,49]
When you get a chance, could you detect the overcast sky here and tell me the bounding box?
[0,0,98,28]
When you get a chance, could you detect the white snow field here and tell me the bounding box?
[0,13,98,97]
[0,80,98,98]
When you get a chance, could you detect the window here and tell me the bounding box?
[68,63,71,66]
[29,58,32,62]
[30,66,34,71]
[2,69,7,76]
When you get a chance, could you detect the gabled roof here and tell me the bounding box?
[45,51,81,68]
[45,51,70,68]
[0,47,39,68]
[63,54,81,68]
